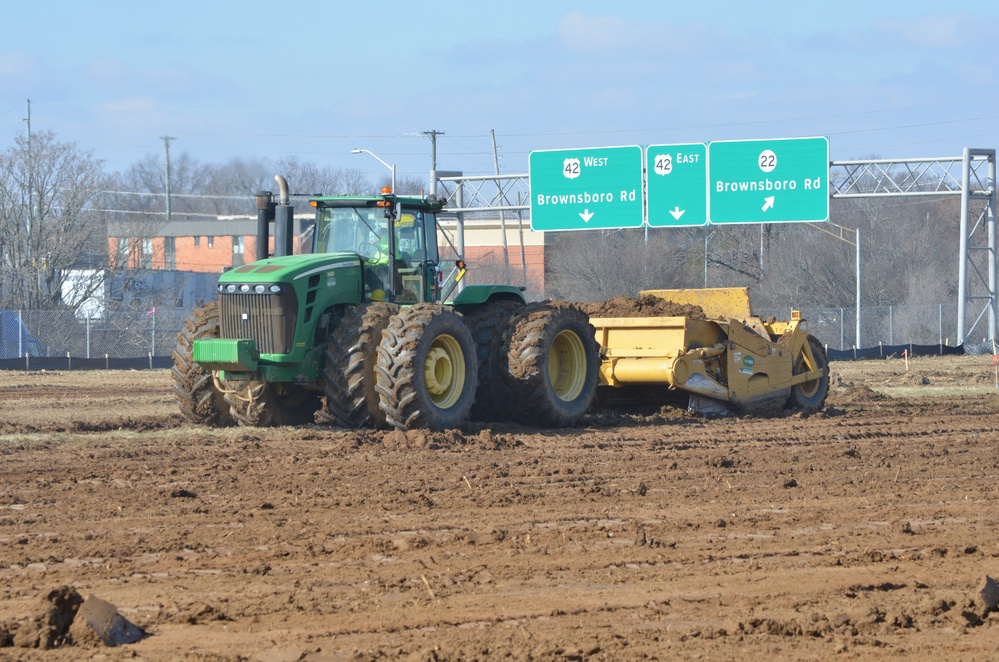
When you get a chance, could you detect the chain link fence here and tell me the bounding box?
[756,302,969,352]
[0,301,988,369]
[1,308,190,362]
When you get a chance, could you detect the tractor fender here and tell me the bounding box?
[451,284,525,310]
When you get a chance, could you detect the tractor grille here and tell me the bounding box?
[218,291,298,355]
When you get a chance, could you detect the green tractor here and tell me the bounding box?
[172,177,600,431]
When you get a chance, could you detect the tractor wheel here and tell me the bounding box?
[321,302,398,428]
[222,379,320,427]
[786,334,829,412]
[498,302,600,427]
[375,304,478,431]
[171,301,233,427]
[463,300,524,422]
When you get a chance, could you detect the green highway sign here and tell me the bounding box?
[646,143,707,227]
[529,146,643,231]
[708,137,829,224]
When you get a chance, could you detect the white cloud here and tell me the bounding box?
[0,51,32,77]
[556,10,633,52]
[875,14,965,48]
[100,97,159,113]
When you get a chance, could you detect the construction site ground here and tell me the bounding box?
[2,354,999,660]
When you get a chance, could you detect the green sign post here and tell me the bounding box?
[708,137,829,224]
[646,143,707,227]
[529,146,643,231]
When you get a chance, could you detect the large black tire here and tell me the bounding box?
[786,334,829,412]
[171,301,233,427]
[321,302,398,428]
[375,304,478,431]
[463,300,524,422]
[497,302,600,427]
[222,380,320,427]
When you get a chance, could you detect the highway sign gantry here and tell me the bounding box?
[529,146,643,231]
[646,143,708,227]
[708,136,830,224]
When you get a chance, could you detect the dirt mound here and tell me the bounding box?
[10,586,82,649]
[578,294,706,319]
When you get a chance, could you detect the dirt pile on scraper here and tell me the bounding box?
[578,293,707,319]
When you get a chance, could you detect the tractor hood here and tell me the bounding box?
[218,253,361,288]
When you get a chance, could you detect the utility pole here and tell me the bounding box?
[421,129,444,195]
[24,99,33,248]
[161,136,175,222]
[490,129,511,283]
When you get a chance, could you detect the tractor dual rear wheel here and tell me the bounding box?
[463,300,524,422]
[321,302,399,428]
[498,302,600,427]
[375,304,478,431]
[786,334,830,412]
[172,301,233,427]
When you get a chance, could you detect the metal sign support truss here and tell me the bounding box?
[830,149,997,344]
[437,149,997,344]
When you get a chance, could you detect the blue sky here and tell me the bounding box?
[1,1,997,185]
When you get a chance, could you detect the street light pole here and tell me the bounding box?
[351,148,395,193]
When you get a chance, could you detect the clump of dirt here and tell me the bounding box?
[892,372,932,386]
[381,429,520,450]
[11,586,83,649]
[578,294,706,319]
[3,588,145,651]
[834,385,890,404]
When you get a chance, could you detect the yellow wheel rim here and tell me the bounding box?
[548,330,587,402]
[794,349,820,397]
[423,334,466,409]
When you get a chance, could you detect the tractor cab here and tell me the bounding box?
[311,191,446,304]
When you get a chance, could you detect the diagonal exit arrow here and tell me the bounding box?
[579,209,594,222]
[762,196,775,212]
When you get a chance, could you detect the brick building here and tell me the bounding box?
[108,214,547,298]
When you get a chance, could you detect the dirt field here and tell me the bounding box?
[2,354,999,660]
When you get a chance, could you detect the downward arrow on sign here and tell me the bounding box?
[579,209,594,222]
[669,206,685,221]
[762,196,775,212]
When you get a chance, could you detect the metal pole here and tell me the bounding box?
[989,152,997,342]
[424,130,443,196]
[490,129,510,283]
[840,307,844,351]
[855,227,861,348]
[957,148,971,344]
[161,136,175,222]
[516,192,528,289]
[703,230,709,287]
[759,223,764,277]
[456,183,466,293]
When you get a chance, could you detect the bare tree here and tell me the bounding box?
[115,150,207,217]
[0,131,111,311]
[199,158,271,215]
[271,158,370,209]
[545,227,702,301]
